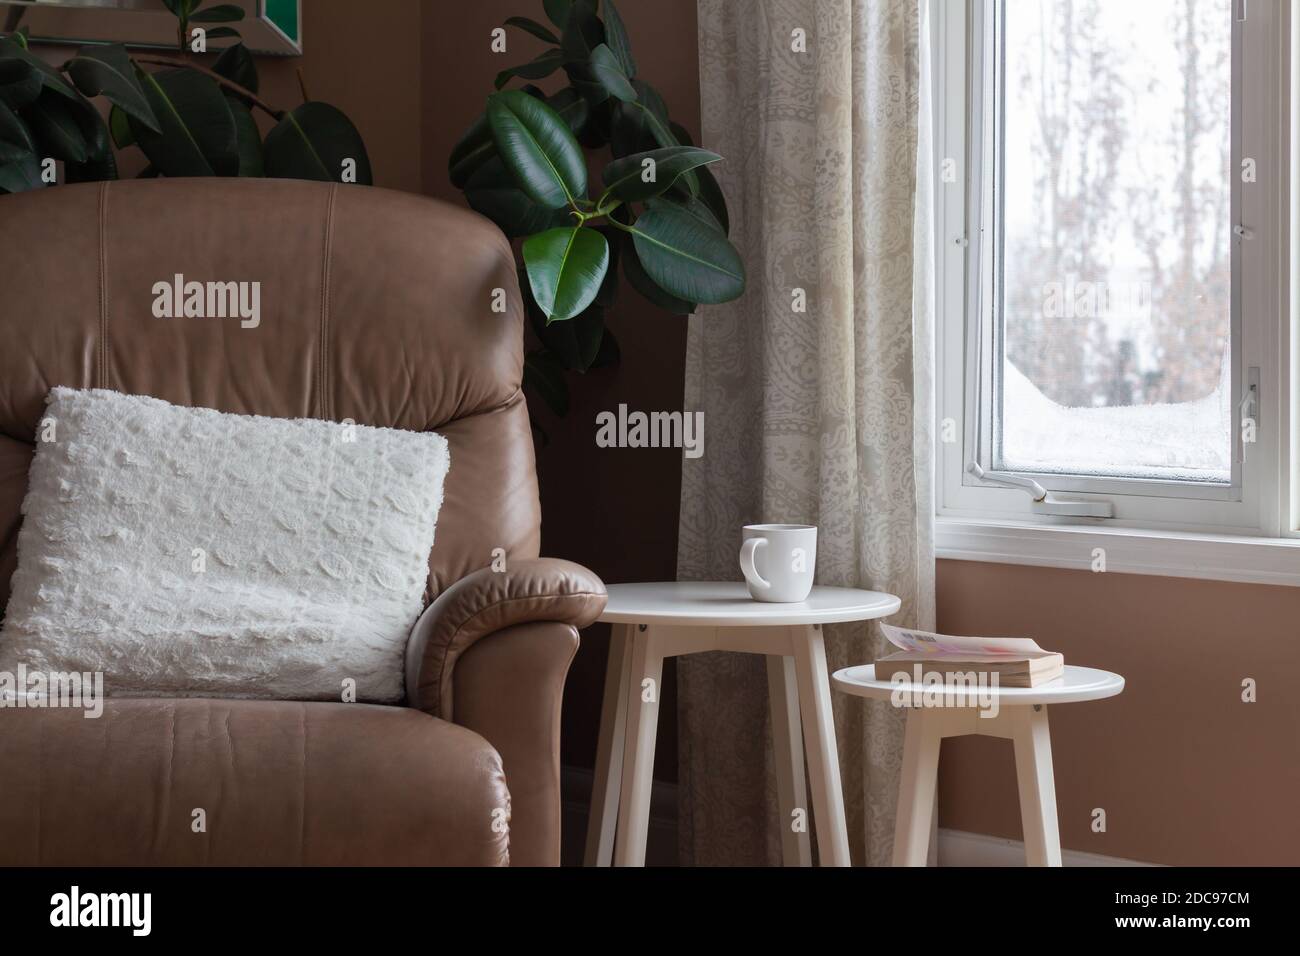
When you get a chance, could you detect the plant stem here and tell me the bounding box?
[132,54,285,120]
[593,196,623,219]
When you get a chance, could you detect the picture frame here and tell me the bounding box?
[0,0,302,55]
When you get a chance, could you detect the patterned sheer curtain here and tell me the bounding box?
[677,0,935,865]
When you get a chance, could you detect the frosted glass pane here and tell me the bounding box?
[996,0,1232,483]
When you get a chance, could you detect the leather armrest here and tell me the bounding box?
[405,558,606,718]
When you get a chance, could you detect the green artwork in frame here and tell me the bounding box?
[262,0,297,45]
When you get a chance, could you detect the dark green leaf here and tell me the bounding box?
[0,101,35,151]
[524,349,570,417]
[603,0,636,78]
[648,193,724,234]
[575,94,612,148]
[190,4,246,23]
[65,101,117,183]
[543,0,574,30]
[601,145,720,202]
[212,42,258,94]
[264,101,371,184]
[560,1,607,106]
[589,43,635,102]
[610,80,668,157]
[695,164,730,235]
[486,88,586,209]
[547,86,589,136]
[523,225,610,321]
[626,203,745,304]
[504,16,559,44]
[0,149,41,193]
[0,57,41,110]
[65,44,159,133]
[0,37,79,101]
[621,230,696,314]
[465,155,572,237]
[494,48,563,90]
[108,104,134,148]
[0,138,32,162]
[201,26,241,40]
[560,0,602,62]
[634,79,669,122]
[609,99,652,157]
[163,0,198,18]
[23,89,88,163]
[131,67,237,177]
[226,94,262,176]
[620,93,700,195]
[525,270,605,372]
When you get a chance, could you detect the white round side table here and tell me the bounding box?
[585,582,900,867]
[832,664,1125,867]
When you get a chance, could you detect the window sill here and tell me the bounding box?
[935,517,1300,587]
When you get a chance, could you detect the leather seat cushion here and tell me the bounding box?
[0,698,511,866]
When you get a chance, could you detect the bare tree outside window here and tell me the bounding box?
[996,0,1232,481]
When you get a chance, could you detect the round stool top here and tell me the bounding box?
[599,582,900,627]
[832,664,1124,706]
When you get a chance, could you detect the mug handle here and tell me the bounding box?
[740,537,771,591]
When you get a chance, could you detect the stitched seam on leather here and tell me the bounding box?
[97,182,108,389]
[431,590,604,716]
[319,184,338,421]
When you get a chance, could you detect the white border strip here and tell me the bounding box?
[937,517,1300,587]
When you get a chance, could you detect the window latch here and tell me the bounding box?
[967,462,1114,518]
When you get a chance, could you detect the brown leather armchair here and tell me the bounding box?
[0,179,605,866]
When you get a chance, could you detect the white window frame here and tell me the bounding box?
[933,0,1300,584]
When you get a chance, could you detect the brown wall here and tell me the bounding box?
[937,560,1300,865]
[258,2,422,194]
[419,0,699,781]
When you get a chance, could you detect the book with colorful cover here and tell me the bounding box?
[874,624,1064,688]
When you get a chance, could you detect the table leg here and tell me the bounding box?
[1012,705,1062,866]
[613,624,665,866]
[766,654,812,867]
[892,708,942,866]
[584,623,633,867]
[791,624,851,866]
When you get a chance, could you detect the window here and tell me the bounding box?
[935,0,1295,563]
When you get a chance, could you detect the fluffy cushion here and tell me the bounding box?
[0,388,449,703]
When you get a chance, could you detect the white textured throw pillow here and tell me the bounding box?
[0,387,449,703]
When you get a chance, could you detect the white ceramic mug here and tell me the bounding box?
[739,524,817,602]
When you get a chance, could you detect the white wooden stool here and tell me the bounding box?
[831,663,1125,866]
[585,582,900,867]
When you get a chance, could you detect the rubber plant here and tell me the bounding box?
[449,0,745,419]
[0,1,369,194]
